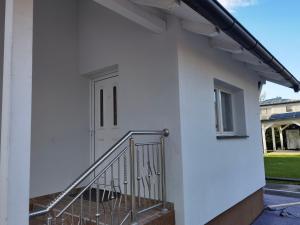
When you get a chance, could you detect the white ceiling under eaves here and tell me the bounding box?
[130,0,180,10]
[129,0,289,87]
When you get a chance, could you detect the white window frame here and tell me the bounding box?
[215,88,236,136]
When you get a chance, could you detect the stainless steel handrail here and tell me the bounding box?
[56,146,128,218]
[29,129,169,218]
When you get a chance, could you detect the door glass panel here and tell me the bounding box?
[113,86,118,126]
[100,89,104,127]
[221,91,233,132]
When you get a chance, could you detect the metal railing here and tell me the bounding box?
[29,129,169,225]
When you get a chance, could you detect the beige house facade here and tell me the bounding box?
[261,98,300,151]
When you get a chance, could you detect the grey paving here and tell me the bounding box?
[252,194,300,225]
[267,183,300,192]
[265,183,300,198]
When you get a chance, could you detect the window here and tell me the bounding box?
[263,108,269,114]
[221,91,234,132]
[214,79,247,137]
[214,89,234,134]
[286,105,293,112]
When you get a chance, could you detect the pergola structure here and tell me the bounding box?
[261,112,300,152]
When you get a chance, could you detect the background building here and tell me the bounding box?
[261,97,300,151]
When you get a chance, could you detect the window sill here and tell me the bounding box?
[216,135,249,140]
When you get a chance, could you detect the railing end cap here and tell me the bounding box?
[163,129,170,137]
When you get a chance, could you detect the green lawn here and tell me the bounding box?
[264,152,300,180]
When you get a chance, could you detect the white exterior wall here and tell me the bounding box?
[30,0,90,197]
[0,7,4,219]
[28,1,266,224]
[177,30,265,224]
[0,0,33,224]
[78,1,185,224]
[0,0,4,132]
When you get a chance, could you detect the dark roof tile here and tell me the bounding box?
[268,112,300,121]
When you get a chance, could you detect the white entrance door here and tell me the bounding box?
[93,76,119,163]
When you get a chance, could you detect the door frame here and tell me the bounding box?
[82,64,119,165]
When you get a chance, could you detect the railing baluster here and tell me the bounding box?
[124,153,128,210]
[103,171,107,224]
[47,215,53,225]
[71,204,74,225]
[96,181,100,225]
[160,136,168,212]
[147,144,152,201]
[118,157,121,189]
[156,143,161,201]
[152,144,157,201]
[117,155,122,224]
[96,213,100,225]
[129,138,137,224]
[142,145,146,206]
[136,146,141,208]
[61,214,65,225]
[111,164,114,185]
[100,181,107,225]
[88,186,92,222]
[111,164,114,210]
[110,179,115,225]
[104,170,107,193]
[80,195,84,225]
[142,145,145,167]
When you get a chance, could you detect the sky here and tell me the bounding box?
[218,0,300,100]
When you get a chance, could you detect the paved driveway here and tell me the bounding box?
[253,194,300,225]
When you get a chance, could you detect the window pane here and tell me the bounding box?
[221,92,233,132]
[214,89,220,132]
[286,105,293,112]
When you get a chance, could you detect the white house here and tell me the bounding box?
[261,98,300,151]
[0,1,299,225]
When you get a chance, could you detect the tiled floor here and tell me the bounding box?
[30,192,175,225]
[252,194,300,225]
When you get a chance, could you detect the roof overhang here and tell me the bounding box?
[182,0,300,92]
[93,0,300,91]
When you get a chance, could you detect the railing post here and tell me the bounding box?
[80,195,84,225]
[160,135,168,212]
[61,215,65,225]
[47,216,53,225]
[129,137,138,225]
